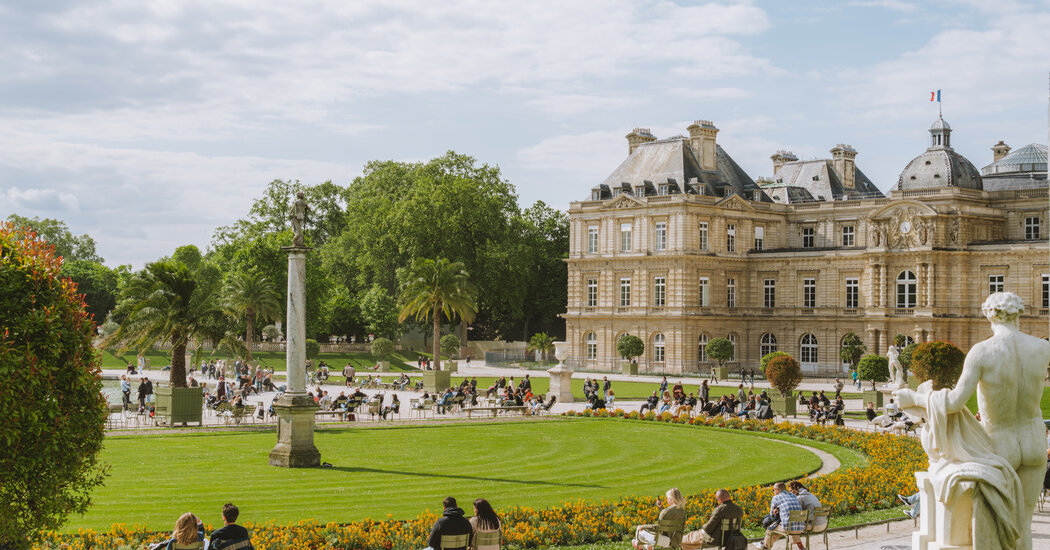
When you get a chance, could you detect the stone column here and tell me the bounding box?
[547,341,575,404]
[269,246,321,468]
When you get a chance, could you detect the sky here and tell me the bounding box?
[0,0,1048,267]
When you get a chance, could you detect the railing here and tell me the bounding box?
[616,307,630,313]
[1041,309,1049,316]
[1015,188,1048,199]
[485,350,536,365]
[842,308,858,315]
[584,307,597,313]
[894,308,915,316]
[800,308,815,315]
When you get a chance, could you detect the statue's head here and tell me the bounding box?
[982,292,1024,324]
[296,192,305,199]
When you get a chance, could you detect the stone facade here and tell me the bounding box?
[563,120,1049,375]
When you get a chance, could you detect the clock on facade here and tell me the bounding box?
[899,220,912,234]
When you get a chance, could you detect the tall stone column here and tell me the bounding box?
[269,246,321,468]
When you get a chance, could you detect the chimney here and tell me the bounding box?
[770,150,798,177]
[991,140,1011,162]
[830,144,857,189]
[626,128,655,155]
[687,120,719,171]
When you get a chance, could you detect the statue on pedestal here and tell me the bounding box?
[886,345,903,388]
[290,192,309,247]
[896,292,1050,550]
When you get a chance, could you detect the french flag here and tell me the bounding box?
[930,90,941,102]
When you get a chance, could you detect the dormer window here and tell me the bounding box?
[925,160,931,165]
[658,184,669,196]
[591,190,601,200]
[812,175,819,181]
[933,174,941,178]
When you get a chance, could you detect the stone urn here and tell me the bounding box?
[547,341,574,404]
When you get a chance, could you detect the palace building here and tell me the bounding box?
[563,118,1049,375]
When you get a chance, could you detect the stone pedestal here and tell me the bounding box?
[913,471,976,550]
[548,342,574,404]
[423,370,452,393]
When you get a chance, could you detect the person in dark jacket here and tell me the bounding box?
[210,502,253,550]
[681,489,744,550]
[426,496,473,550]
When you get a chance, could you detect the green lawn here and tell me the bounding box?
[70,419,822,531]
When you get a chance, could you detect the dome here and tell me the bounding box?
[981,143,1047,176]
[930,118,951,131]
[897,148,983,191]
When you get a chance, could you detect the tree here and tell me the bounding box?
[0,222,107,548]
[857,354,890,391]
[764,354,803,397]
[899,342,918,373]
[440,334,461,359]
[398,257,478,371]
[61,259,119,320]
[705,337,734,369]
[893,333,908,349]
[371,337,395,361]
[839,332,866,371]
[262,324,282,341]
[526,332,556,362]
[105,260,231,388]
[761,351,790,372]
[616,334,644,362]
[910,341,965,390]
[6,214,103,263]
[360,284,402,339]
[224,272,282,361]
[305,338,320,360]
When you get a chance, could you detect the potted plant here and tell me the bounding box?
[909,341,965,390]
[440,334,461,373]
[705,337,734,381]
[616,334,644,375]
[764,354,803,417]
[857,354,889,407]
[371,337,395,373]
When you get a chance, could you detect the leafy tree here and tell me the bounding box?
[6,214,103,263]
[899,342,918,372]
[705,337,734,369]
[0,223,107,548]
[760,351,790,372]
[212,179,348,249]
[910,341,965,390]
[526,332,555,361]
[172,245,203,271]
[305,338,320,360]
[262,324,282,341]
[360,284,402,339]
[440,334,461,359]
[371,337,395,361]
[764,354,803,396]
[397,257,478,371]
[223,272,282,361]
[105,260,232,388]
[893,333,908,349]
[322,286,363,340]
[857,354,890,391]
[61,259,119,320]
[839,332,866,371]
[616,334,644,362]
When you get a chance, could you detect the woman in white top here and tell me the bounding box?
[469,498,501,550]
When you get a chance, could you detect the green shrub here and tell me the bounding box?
[857,354,889,391]
[305,338,320,359]
[764,354,803,396]
[0,222,108,548]
[371,337,395,360]
[899,342,918,371]
[616,334,644,361]
[760,351,789,372]
[705,338,734,368]
[839,332,866,371]
[439,334,460,359]
[910,341,965,390]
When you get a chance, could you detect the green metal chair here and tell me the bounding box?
[805,506,831,550]
[652,516,687,550]
[472,529,501,549]
[698,517,740,550]
[440,533,470,550]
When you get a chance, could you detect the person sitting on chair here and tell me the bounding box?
[788,481,827,542]
[469,498,501,550]
[209,503,254,550]
[425,496,473,550]
[641,391,659,414]
[153,512,206,550]
[681,489,743,550]
[632,487,687,550]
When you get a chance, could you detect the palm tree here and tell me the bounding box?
[224,272,282,361]
[105,260,230,388]
[527,332,556,362]
[398,257,478,371]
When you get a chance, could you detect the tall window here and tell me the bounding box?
[800,334,818,365]
[1025,217,1041,240]
[896,271,917,308]
[654,222,667,251]
[699,222,709,251]
[585,332,597,360]
[754,226,764,251]
[586,278,598,307]
[1043,274,1050,308]
[842,226,855,247]
[727,333,737,362]
[726,224,736,252]
[760,333,777,358]
[653,277,666,307]
[726,278,736,308]
[803,278,816,308]
[619,278,631,307]
[587,226,598,253]
[698,334,709,362]
[653,333,665,362]
[802,227,815,248]
[699,277,709,307]
[988,274,1004,294]
[620,223,632,252]
[845,278,859,308]
[763,279,776,308]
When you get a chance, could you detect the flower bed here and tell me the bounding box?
[35,413,925,550]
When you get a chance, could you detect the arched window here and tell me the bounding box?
[760,333,777,358]
[902,335,915,347]
[653,333,666,362]
[800,334,818,365]
[727,333,737,362]
[698,334,709,362]
[896,271,917,308]
[585,332,597,360]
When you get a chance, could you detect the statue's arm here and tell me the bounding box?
[942,350,982,411]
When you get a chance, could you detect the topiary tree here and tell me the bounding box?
[616,334,644,363]
[0,222,108,549]
[305,338,320,360]
[440,334,460,359]
[899,342,918,377]
[857,354,890,391]
[764,354,803,397]
[371,337,395,361]
[705,337,734,369]
[262,323,282,341]
[760,351,789,372]
[910,341,965,390]
[839,332,866,371]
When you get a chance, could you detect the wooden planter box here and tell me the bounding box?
[862,390,885,408]
[771,391,796,418]
[379,361,390,373]
[445,360,458,374]
[424,370,452,393]
[716,366,729,381]
[154,386,203,427]
[622,362,638,376]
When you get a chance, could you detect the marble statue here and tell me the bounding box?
[290,192,309,247]
[886,345,903,387]
[896,292,1050,550]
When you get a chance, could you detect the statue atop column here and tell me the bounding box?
[896,292,1050,549]
[290,192,309,247]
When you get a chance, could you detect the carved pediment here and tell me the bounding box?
[714,193,756,211]
[601,194,646,210]
[868,201,937,249]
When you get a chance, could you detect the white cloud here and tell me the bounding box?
[515,90,642,117]
[666,87,755,100]
[847,0,917,12]
[0,186,80,212]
